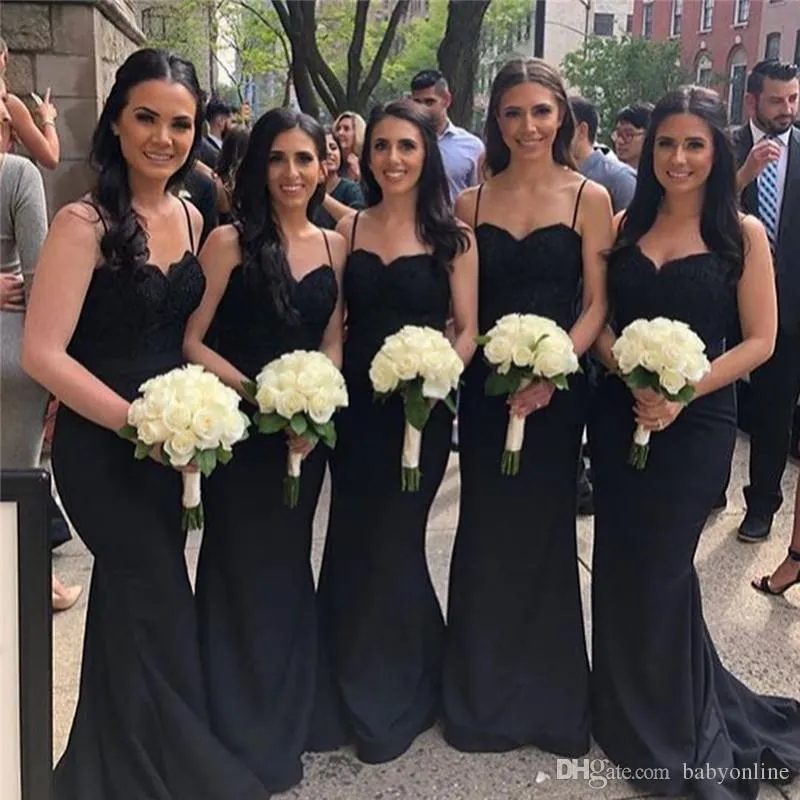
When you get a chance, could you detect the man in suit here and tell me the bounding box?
[196,98,233,170]
[728,59,800,542]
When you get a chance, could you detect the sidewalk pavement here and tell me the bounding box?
[52,436,800,799]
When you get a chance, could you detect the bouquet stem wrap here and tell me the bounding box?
[629,424,651,470]
[285,450,304,508]
[181,471,204,530]
[501,378,531,476]
[401,422,422,492]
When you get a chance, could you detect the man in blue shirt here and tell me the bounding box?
[410,69,484,204]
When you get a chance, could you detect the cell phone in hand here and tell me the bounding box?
[30,92,43,106]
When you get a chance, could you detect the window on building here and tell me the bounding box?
[765,33,781,60]
[642,2,654,40]
[594,13,614,37]
[696,53,714,87]
[670,0,683,37]
[141,7,169,39]
[734,0,750,25]
[700,0,714,32]
[728,48,748,124]
[626,14,633,33]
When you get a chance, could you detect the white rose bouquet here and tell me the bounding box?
[246,350,348,508]
[369,325,464,492]
[120,364,250,530]
[476,313,579,476]
[612,317,711,469]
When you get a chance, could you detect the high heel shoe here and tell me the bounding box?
[52,577,82,612]
[751,548,800,596]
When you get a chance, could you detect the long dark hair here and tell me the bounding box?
[90,49,202,271]
[614,86,743,280]
[232,107,326,323]
[360,99,469,268]
[485,58,576,175]
[216,125,249,195]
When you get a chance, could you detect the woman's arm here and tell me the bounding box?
[319,231,347,369]
[10,158,48,304]
[7,93,59,169]
[693,216,776,399]
[449,226,479,367]
[320,181,364,225]
[570,181,612,357]
[183,225,249,393]
[21,203,130,430]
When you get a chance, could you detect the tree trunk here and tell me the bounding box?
[437,0,491,129]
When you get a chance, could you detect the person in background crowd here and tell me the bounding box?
[181,165,218,247]
[197,97,233,170]
[611,102,653,172]
[723,60,800,544]
[0,36,60,169]
[410,69,484,204]
[314,126,364,230]
[333,111,366,183]
[212,125,249,225]
[569,95,636,213]
[0,76,80,612]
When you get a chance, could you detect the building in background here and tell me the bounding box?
[631,0,798,125]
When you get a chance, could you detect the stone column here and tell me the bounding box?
[2,1,145,216]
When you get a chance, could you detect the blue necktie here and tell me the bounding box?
[758,140,780,248]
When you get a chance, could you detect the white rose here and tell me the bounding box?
[142,386,173,420]
[255,385,279,414]
[394,351,422,382]
[421,350,449,381]
[163,429,197,467]
[278,370,299,391]
[484,335,513,366]
[220,410,248,448]
[127,399,145,427]
[659,367,686,396]
[275,388,307,420]
[138,418,169,445]
[307,390,336,425]
[370,353,399,394]
[191,409,223,446]
[511,345,534,368]
[684,352,710,383]
[422,376,453,400]
[162,402,192,434]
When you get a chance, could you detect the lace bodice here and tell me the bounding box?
[214,263,338,379]
[342,249,451,385]
[608,246,737,354]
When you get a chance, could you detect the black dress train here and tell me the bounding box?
[195,235,338,792]
[588,245,800,798]
[312,213,453,763]
[53,202,268,799]
[442,183,590,755]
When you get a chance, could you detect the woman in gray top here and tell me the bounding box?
[0,77,80,611]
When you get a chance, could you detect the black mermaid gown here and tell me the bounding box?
[53,207,268,798]
[195,257,337,792]
[442,185,590,756]
[312,235,453,763]
[588,246,800,798]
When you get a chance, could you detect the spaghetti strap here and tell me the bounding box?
[178,197,196,253]
[571,179,588,231]
[321,230,333,265]
[474,184,485,229]
[350,211,362,253]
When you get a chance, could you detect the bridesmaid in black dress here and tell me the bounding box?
[22,50,268,799]
[442,58,612,756]
[183,108,346,792]
[589,86,800,798]
[312,99,479,763]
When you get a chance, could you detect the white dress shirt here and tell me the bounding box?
[750,120,791,215]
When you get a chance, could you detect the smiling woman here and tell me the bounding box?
[21,49,271,799]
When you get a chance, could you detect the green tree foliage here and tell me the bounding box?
[562,36,689,143]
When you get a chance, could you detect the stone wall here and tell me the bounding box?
[2,1,145,215]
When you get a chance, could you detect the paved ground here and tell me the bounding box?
[52,436,800,799]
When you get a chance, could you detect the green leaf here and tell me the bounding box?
[119,424,138,440]
[241,379,257,404]
[290,414,308,436]
[404,381,431,430]
[669,385,696,404]
[216,447,233,465]
[196,448,217,477]
[550,374,570,391]
[258,414,288,435]
[304,429,320,448]
[624,366,659,390]
[475,334,490,346]
[485,371,512,396]
[443,394,458,415]
[134,441,150,460]
[313,420,337,449]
